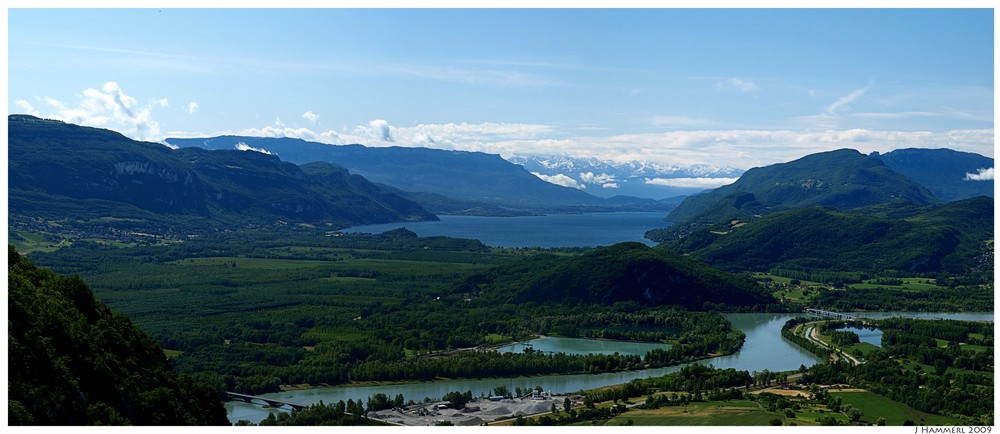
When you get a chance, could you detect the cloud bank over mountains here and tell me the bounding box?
[15,82,995,172]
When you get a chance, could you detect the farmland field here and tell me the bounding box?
[831,391,962,426]
[604,401,786,426]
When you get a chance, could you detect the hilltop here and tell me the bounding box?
[875,148,994,201]
[466,242,776,311]
[664,149,938,229]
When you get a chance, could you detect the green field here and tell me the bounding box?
[754,273,822,286]
[838,342,880,361]
[605,401,786,426]
[849,277,940,291]
[831,391,963,426]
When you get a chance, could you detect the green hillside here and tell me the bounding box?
[876,148,994,201]
[8,115,436,237]
[665,149,938,228]
[666,196,993,275]
[8,246,230,425]
[469,242,777,310]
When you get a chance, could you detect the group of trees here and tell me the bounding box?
[8,247,229,425]
[246,399,381,426]
[23,229,759,403]
[796,317,994,425]
[780,318,832,359]
[809,285,993,312]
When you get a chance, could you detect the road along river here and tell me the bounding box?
[225,312,991,424]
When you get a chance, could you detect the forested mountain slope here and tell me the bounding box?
[875,148,994,201]
[666,196,993,276]
[9,115,435,235]
[8,247,230,425]
[465,242,777,311]
[665,149,938,228]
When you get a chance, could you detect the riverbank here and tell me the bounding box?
[271,344,729,394]
[226,312,991,424]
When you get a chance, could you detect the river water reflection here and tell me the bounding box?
[495,336,672,356]
[225,312,992,423]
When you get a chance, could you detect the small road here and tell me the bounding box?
[805,324,862,366]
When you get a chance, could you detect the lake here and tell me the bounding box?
[343,212,670,248]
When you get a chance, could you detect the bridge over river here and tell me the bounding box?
[225,392,308,410]
[805,308,858,321]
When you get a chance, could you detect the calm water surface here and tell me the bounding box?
[225,313,822,423]
[838,326,884,347]
[495,336,672,356]
[344,212,669,248]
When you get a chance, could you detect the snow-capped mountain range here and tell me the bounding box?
[508,155,744,199]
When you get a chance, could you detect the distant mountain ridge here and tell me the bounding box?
[664,149,940,228]
[875,148,994,201]
[165,136,672,214]
[509,154,744,199]
[8,115,435,235]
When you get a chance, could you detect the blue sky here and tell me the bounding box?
[7,7,995,170]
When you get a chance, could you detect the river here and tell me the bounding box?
[225,313,820,423]
[225,311,992,423]
[494,336,672,356]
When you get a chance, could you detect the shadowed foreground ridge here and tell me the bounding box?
[7,246,230,425]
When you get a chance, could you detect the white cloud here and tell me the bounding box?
[153,98,170,108]
[186,102,199,114]
[30,81,163,142]
[579,172,617,184]
[302,111,320,123]
[15,99,38,116]
[601,182,620,189]
[531,172,585,189]
[644,177,739,189]
[355,119,396,142]
[213,120,994,171]
[964,167,994,181]
[715,78,759,93]
[164,115,993,172]
[825,86,870,115]
[235,142,273,155]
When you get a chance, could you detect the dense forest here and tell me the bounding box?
[657,197,993,278]
[663,148,937,228]
[8,247,229,425]
[19,229,750,398]
[465,241,778,310]
[800,318,994,425]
